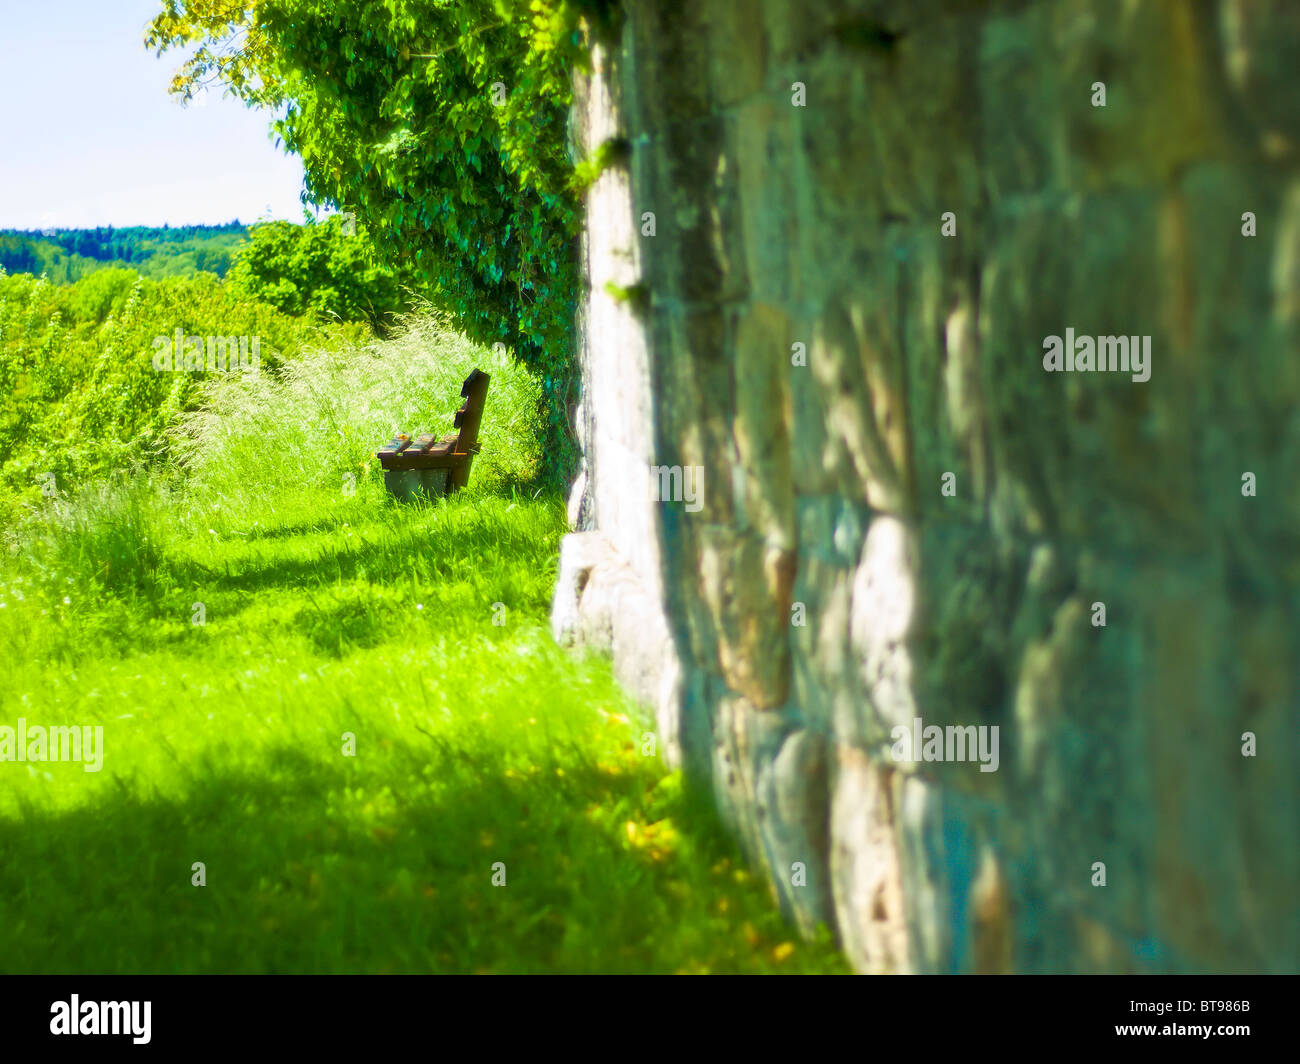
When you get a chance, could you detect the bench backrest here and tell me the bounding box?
[452,368,489,454]
[448,368,489,490]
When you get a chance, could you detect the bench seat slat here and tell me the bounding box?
[380,449,463,470]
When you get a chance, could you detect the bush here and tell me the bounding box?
[0,270,364,523]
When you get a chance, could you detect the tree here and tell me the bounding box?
[227,216,410,330]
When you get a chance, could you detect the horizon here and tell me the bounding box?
[0,220,252,233]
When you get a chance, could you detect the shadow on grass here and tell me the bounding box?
[221,482,555,544]
[10,491,564,677]
[0,738,834,974]
[167,500,558,598]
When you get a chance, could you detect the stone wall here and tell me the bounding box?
[554,0,1299,973]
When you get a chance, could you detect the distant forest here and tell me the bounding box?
[0,223,248,283]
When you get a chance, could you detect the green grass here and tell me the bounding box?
[0,321,848,972]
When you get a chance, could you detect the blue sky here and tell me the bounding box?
[0,0,308,228]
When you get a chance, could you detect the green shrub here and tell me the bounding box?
[0,270,364,523]
[227,216,414,331]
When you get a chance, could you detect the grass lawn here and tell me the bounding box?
[0,479,848,973]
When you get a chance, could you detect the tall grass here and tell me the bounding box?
[172,308,544,516]
[14,473,163,595]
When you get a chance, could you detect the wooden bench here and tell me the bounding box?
[376,368,490,499]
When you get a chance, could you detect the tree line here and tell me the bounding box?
[0,224,249,284]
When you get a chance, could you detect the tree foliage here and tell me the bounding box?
[227,216,412,330]
[147,0,614,483]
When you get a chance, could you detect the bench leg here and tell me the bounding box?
[447,455,474,494]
